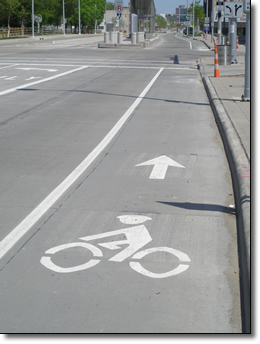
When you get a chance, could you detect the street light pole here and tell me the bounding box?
[186,0,188,36]
[206,0,208,40]
[192,0,194,38]
[78,0,81,34]
[32,0,34,38]
[63,0,65,36]
[95,3,97,34]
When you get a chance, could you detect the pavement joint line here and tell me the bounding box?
[0,68,164,261]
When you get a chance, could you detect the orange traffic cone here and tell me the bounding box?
[237,36,239,49]
[214,44,220,78]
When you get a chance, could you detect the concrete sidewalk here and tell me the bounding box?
[193,33,250,333]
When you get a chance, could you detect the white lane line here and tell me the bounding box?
[175,33,192,50]
[0,65,88,96]
[0,64,19,70]
[0,68,164,260]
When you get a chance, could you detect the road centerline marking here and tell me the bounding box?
[0,67,164,261]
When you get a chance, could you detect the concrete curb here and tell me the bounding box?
[199,66,250,333]
[98,36,160,49]
[98,43,143,49]
[192,36,214,50]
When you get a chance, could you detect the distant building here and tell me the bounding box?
[176,5,188,23]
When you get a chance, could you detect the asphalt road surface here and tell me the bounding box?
[0,33,241,333]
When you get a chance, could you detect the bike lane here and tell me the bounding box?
[0,67,241,333]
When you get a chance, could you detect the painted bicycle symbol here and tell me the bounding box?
[40,215,191,278]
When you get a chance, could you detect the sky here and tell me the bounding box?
[153,0,203,14]
[122,0,203,15]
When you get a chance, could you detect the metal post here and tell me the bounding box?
[95,3,97,34]
[206,0,208,40]
[192,0,194,38]
[187,0,188,36]
[230,0,237,63]
[211,0,214,42]
[78,0,81,35]
[105,2,107,33]
[217,4,222,44]
[242,10,250,101]
[63,0,65,36]
[32,0,34,38]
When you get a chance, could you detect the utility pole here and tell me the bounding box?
[242,1,250,101]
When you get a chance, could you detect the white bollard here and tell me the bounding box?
[137,32,144,43]
[118,32,123,44]
[104,32,110,44]
[110,31,118,44]
[131,32,137,44]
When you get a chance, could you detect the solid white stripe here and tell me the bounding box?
[0,68,164,260]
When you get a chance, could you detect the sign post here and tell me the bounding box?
[34,15,42,34]
[216,1,223,45]
[224,0,243,63]
[242,1,250,101]
[115,0,123,32]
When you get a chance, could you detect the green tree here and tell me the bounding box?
[17,0,31,35]
[155,15,167,30]
[106,1,114,10]
[1,0,20,35]
[188,0,205,30]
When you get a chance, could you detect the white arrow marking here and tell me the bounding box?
[136,155,185,179]
[16,68,57,72]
